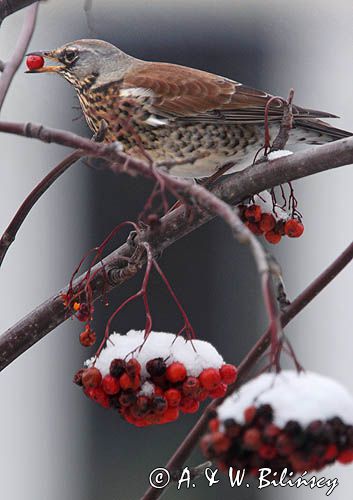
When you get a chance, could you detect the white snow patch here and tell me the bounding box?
[252,190,289,221]
[85,330,224,380]
[267,150,293,160]
[218,371,353,428]
[138,381,155,397]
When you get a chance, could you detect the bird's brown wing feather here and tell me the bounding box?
[122,62,337,124]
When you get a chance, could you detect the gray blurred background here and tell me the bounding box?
[0,1,352,499]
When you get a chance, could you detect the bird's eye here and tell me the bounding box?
[63,49,78,64]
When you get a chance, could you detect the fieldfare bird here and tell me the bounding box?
[27,39,351,178]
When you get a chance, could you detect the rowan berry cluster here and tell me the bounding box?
[201,371,353,475]
[238,203,304,245]
[74,330,238,427]
[202,407,353,475]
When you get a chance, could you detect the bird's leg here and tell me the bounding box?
[92,119,108,143]
[166,162,236,215]
[198,161,235,189]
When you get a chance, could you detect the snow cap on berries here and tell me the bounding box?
[85,330,224,379]
[218,370,353,428]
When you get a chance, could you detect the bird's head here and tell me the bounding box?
[26,39,135,88]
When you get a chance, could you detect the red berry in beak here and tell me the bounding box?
[26,54,44,71]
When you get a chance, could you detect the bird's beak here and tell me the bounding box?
[25,51,65,73]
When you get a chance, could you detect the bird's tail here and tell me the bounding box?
[295,118,352,142]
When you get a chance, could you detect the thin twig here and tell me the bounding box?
[0,150,82,267]
[0,2,39,110]
[141,239,353,500]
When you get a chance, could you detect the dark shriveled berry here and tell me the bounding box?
[73,368,85,386]
[146,357,167,377]
[118,390,137,407]
[110,358,126,378]
[152,396,168,415]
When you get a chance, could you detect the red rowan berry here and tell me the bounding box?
[197,388,209,401]
[119,373,133,390]
[284,219,304,238]
[79,325,96,347]
[208,418,219,432]
[102,374,120,395]
[219,364,238,384]
[180,397,200,414]
[182,376,200,397]
[76,303,93,322]
[244,204,262,223]
[259,213,276,232]
[211,432,231,454]
[165,388,182,407]
[244,405,257,424]
[209,383,227,399]
[26,55,44,71]
[163,407,179,423]
[259,444,277,460]
[199,368,221,391]
[84,387,109,408]
[165,362,187,383]
[126,358,141,378]
[276,433,294,456]
[263,424,281,441]
[265,230,282,244]
[338,449,353,464]
[243,428,262,450]
[324,444,338,461]
[82,367,102,388]
[153,386,164,396]
[246,221,263,235]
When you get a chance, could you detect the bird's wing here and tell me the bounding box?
[122,62,337,124]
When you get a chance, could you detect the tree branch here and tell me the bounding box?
[141,239,353,500]
[0,0,38,24]
[0,121,352,196]
[0,150,82,267]
[0,121,353,371]
[0,2,39,109]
